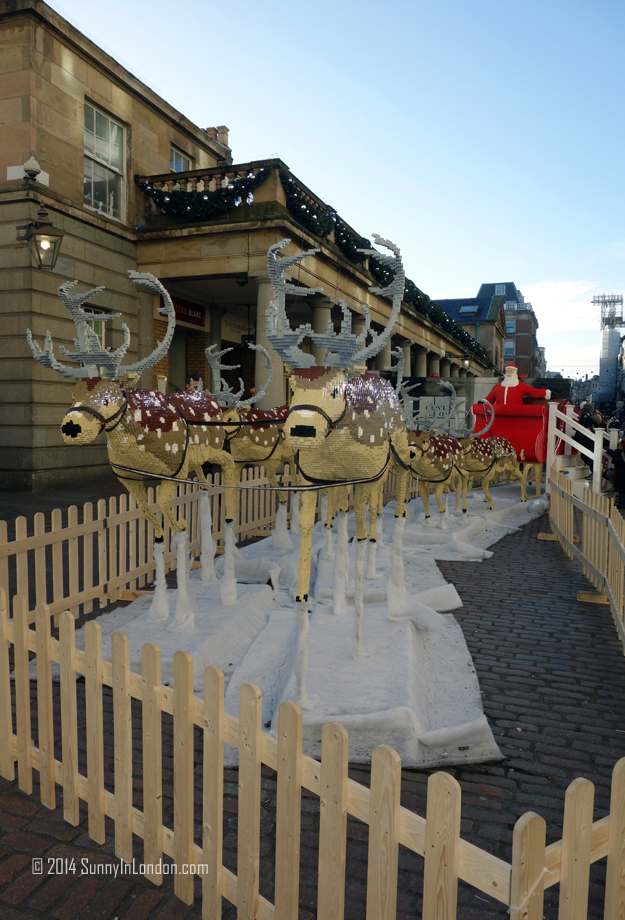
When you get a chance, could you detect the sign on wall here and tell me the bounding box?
[160,295,206,327]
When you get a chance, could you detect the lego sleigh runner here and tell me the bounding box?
[27,237,548,766]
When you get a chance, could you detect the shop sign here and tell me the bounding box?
[160,296,206,327]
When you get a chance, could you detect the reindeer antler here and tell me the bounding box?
[236,344,274,408]
[205,344,245,407]
[387,347,404,393]
[265,239,324,368]
[26,272,176,379]
[308,235,405,369]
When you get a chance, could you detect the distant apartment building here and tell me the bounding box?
[476,283,546,377]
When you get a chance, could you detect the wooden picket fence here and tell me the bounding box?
[549,466,625,652]
[0,466,415,625]
[1,583,624,918]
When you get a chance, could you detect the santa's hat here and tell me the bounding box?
[504,363,518,371]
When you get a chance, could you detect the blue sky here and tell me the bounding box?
[51,0,625,376]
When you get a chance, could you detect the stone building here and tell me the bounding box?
[475,283,545,377]
[0,0,490,490]
[429,294,506,372]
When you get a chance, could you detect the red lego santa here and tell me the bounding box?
[485,363,551,406]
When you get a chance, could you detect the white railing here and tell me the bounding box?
[546,403,616,494]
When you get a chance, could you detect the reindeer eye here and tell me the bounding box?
[331,388,340,399]
[102,398,109,407]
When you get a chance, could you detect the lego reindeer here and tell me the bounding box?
[27,273,239,535]
[265,236,424,695]
[204,341,296,548]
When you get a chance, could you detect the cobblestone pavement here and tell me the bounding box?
[2,511,625,919]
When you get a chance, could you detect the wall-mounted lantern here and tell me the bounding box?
[446,350,472,370]
[17,201,65,270]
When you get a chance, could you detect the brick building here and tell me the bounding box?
[475,282,546,377]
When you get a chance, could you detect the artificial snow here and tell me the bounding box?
[33,484,547,768]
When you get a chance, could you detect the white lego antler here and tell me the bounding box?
[26,272,176,379]
[205,344,245,407]
[265,239,323,368]
[307,235,405,369]
[236,344,274,408]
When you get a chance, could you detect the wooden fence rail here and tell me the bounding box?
[0,467,415,624]
[1,583,624,918]
[549,465,625,652]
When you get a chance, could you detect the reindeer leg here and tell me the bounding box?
[157,479,186,533]
[121,478,164,538]
[208,449,238,522]
[353,485,368,541]
[481,470,494,510]
[418,479,431,521]
[296,490,317,603]
[435,481,446,514]
[294,489,318,709]
[510,462,528,501]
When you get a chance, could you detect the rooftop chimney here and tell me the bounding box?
[206,127,218,140]
[217,125,229,147]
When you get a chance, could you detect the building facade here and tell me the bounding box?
[0,0,490,490]
[429,294,506,372]
[475,283,546,377]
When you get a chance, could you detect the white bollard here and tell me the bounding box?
[219,520,238,606]
[170,531,195,631]
[353,539,369,659]
[366,539,378,579]
[272,501,294,551]
[290,492,301,535]
[200,491,217,584]
[333,510,349,616]
[390,515,406,591]
[148,540,169,622]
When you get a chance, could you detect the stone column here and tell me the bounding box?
[255,279,285,408]
[440,358,452,378]
[458,367,468,377]
[414,347,428,377]
[207,305,227,391]
[376,337,392,373]
[401,342,412,378]
[310,298,333,367]
[427,353,441,377]
[208,305,226,351]
[450,364,460,378]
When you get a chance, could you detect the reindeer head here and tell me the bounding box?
[61,377,134,444]
[204,342,274,435]
[27,272,176,445]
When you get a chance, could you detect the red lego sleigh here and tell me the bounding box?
[472,400,567,464]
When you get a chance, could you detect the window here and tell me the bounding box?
[86,309,108,349]
[504,340,515,356]
[170,147,191,172]
[495,284,506,295]
[459,305,479,314]
[505,319,515,334]
[83,103,124,220]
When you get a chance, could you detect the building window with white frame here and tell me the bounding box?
[83,103,124,220]
[504,340,515,356]
[170,147,191,172]
[505,319,515,334]
[495,284,506,295]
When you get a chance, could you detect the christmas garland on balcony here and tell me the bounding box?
[279,170,336,238]
[134,168,271,221]
[331,221,488,361]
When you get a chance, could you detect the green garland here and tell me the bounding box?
[135,168,270,221]
[279,170,336,238]
[135,167,488,363]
